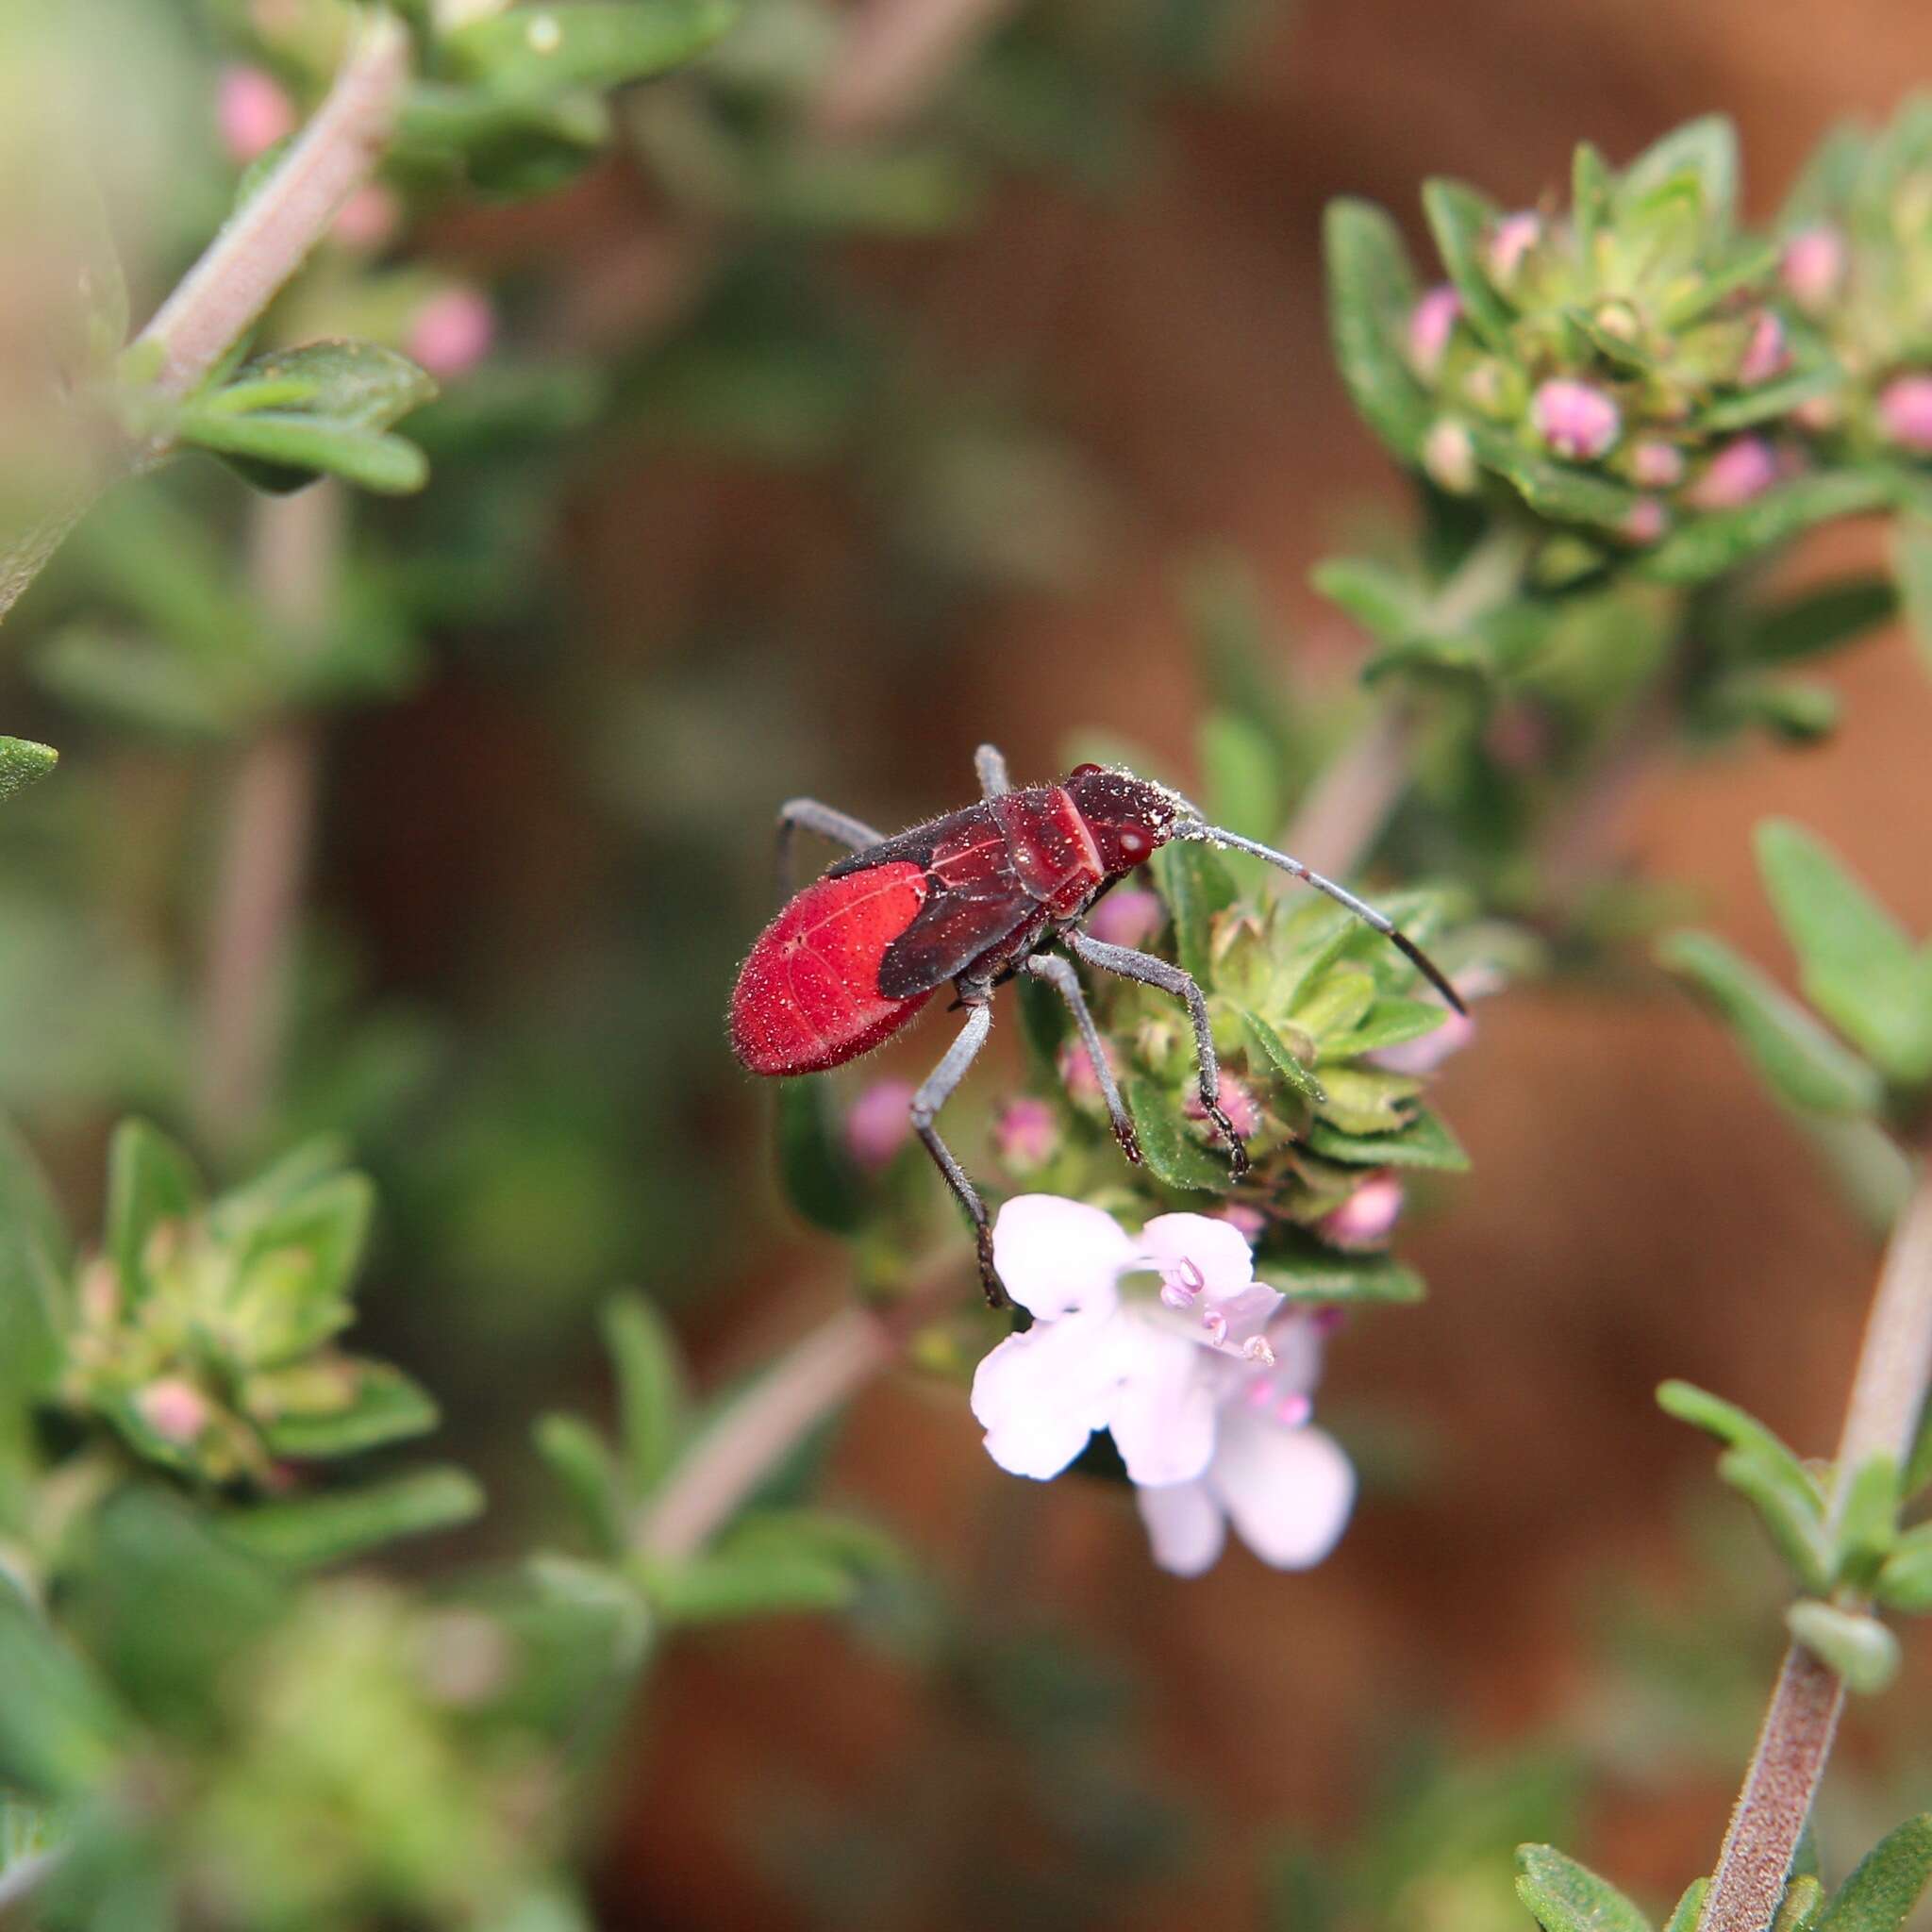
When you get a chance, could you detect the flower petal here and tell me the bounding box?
[971,1316,1119,1480]
[1105,1323,1217,1488]
[1136,1479,1226,1577]
[992,1194,1136,1320]
[1140,1212,1256,1302]
[1209,1416,1356,1570]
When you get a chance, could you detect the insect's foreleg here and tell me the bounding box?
[1061,929,1249,1180]
[774,799,884,900]
[909,996,1003,1305]
[974,743,1011,799]
[1023,952,1140,1166]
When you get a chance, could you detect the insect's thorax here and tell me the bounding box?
[991,785,1106,916]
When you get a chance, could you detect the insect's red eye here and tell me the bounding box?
[1119,829,1147,857]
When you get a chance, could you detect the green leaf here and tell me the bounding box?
[1321,200,1433,460]
[1874,1524,1932,1612]
[604,1291,686,1493]
[1618,115,1739,231]
[1642,473,1895,587]
[0,1118,71,1427]
[775,1076,867,1236]
[1664,1880,1709,1932]
[1785,1601,1900,1694]
[1124,1076,1225,1191]
[0,740,57,804]
[1150,839,1237,986]
[639,1507,900,1625]
[1775,1875,1825,1932]
[1756,821,1932,1085]
[442,0,738,99]
[1305,1108,1469,1171]
[1468,423,1641,530]
[1734,578,1897,666]
[180,408,430,495]
[1320,996,1450,1061]
[219,1467,485,1571]
[1831,1454,1899,1591]
[1515,1843,1654,1932]
[536,1413,626,1555]
[257,1360,439,1458]
[242,1173,374,1309]
[1241,1008,1327,1104]
[1311,556,1425,644]
[35,626,252,739]
[1891,521,1932,682]
[1198,711,1282,841]
[1700,365,1840,433]
[1255,1243,1424,1306]
[104,1119,201,1300]
[1421,178,1515,345]
[1657,930,1883,1117]
[0,1582,125,1799]
[1815,1817,1932,1932]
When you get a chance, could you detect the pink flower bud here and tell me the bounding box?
[1737,311,1790,387]
[993,1097,1060,1173]
[1792,393,1840,435]
[1371,1006,1476,1075]
[1781,225,1847,314]
[217,66,295,163]
[1688,436,1779,509]
[1627,440,1685,489]
[1407,284,1462,381]
[1318,1174,1405,1250]
[1184,1076,1260,1141]
[407,287,495,380]
[1876,374,1932,455]
[1057,1040,1105,1108]
[1085,888,1164,950]
[1217,1203,1268,1244]
[1487,211,1541,285]
[1530,378,1621,461]
[844,1078,915,1171]
[138,1377,210,1445]
[1482,703,1553,773]
[333,184,402,253]
[1618,498,1670,546]
[1422,418,1477,494]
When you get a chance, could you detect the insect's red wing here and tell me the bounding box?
[730,862,934,1075]
[876,818,1040,998]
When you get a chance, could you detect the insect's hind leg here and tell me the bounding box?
[1023,952,1141,1166]
[909,996,1004,1305]
[774,798,883,900]
[1060,928,1249,1179]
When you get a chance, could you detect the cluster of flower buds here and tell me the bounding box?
[59,1127,435,1486]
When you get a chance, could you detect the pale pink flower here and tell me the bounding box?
[1367,965,1501,1075]
[1689,436,1779,509]
[1531,378,1621,461]
[844,1078,915,1171]
[1876,375,1932,455]
[1407,285,1462,381]
[407,287,495,379]
[1781,226,1847,314]
[1085,888,1164,950]
[218,66,295,163]
[1737,311,1790,386]
[1318,1173,1405,1250]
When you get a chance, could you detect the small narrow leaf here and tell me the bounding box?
[775,1076,868,1236]
[1774,1874,1824,1932]
[1785,1601,1900,1695]
[1255,1244,1424,1306]
[442,0,738,98]
[0,740,57,804]
[535,1414,627,1556]
[1735,579,1897,666]
[1874,1524,1932,1612]
[604,1292,687,1494]
[1642,474,1895,587]
[1814,1816,1932,1932]
[1305,1108,1469,1171]
[218,1468,484,1571]
[105,1120,202,1300]
[1321,200,1432,459]
[1664,1879,1710,1932]
[1831,1454,1899,1591]
[1241,1008,1327,1105]
[1310,557,1425,644]
[1421,178,1515,346]
[1618,115,1740,231]
[1515,1844,1654,1932]
[257,1360,439,1458]
[1151,839,1237,986]
[1124,1077,1225,1192]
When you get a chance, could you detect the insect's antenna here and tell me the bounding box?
[1184,821,1466,1016]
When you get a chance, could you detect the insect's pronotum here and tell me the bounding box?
[729,744,1462,1304]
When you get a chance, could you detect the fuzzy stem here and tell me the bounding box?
[192,484,341,1150]
[1696,1156,1932,1932]
[133,12,410,404]
[1281,705,1411,881]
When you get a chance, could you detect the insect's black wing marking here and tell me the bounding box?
[825,802,991,879]
[878,891,1041,999]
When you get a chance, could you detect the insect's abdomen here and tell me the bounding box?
[730,862,934,1075]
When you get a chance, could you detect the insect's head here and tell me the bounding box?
[1065,764,1184,875]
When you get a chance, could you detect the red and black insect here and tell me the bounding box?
[730,744,1462,1302]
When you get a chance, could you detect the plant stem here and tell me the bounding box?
[192,483,341,1151]
[133,11,410,405]
[809,0,1022,140]
[1696,1154,1932,1932]
[1282,704,1412,880]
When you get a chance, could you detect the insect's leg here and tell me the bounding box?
[1061,929,1249,1179]
[909,997,1004,1305]
[1022,952,1140,1166]
[974,743,1011,799]
[774,799,883,900]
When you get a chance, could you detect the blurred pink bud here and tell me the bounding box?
[1487,211,1541,284]
[1531,378,1621,461]
[1781,225,1847,313]
[1619,498,1670,546]
[1218,1204,1267,1244]
[138,1377,209,1445]
[1688,435,1779,509]
[1737,311,1790,386]
[1318,1174,1405,1251]
[333,184,402,252]
[1085,888,1164,950]
[1367,964,1500,1075]
[1792,393,1840,435]
[1407,284,1462,381]
[1057,1040,1104,1108]
[1482,703,1553,772]
[218,66,295,163]
[1627,440,1685,489]
[1423,418,1478,494]
[1184,1076,1261,1141]
[407,287,495,379]
[993,1097,1060,1173]
[1876,374,1932,455]
[844,1078,914,1171]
